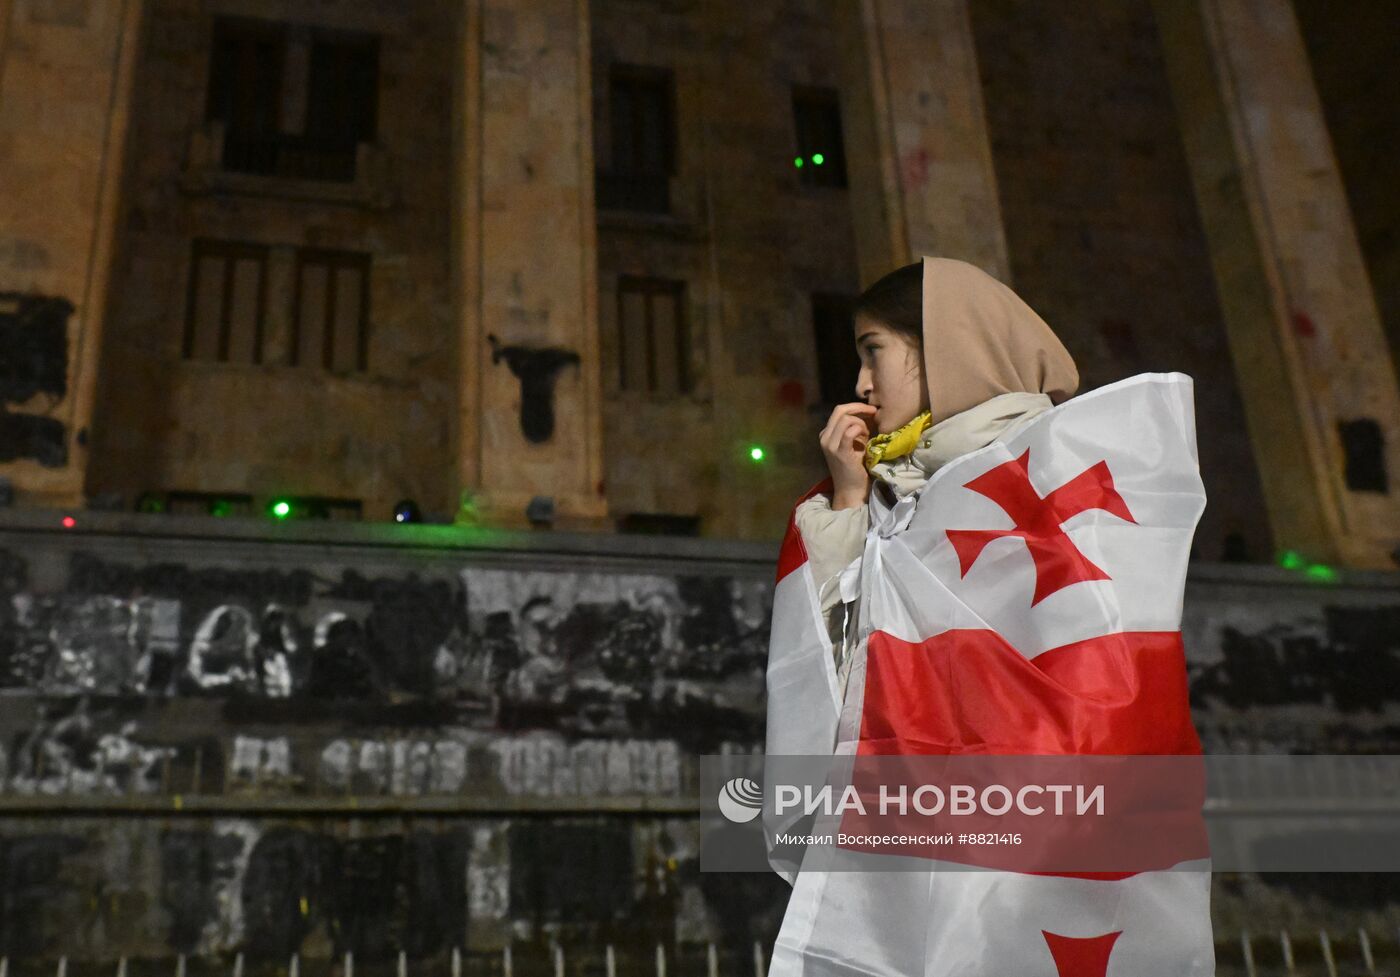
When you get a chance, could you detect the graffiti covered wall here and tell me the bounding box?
[0,514,1398,959]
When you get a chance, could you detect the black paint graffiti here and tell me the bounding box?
[0,292,72,467]
[0,292,71,403]
[487,333,580,443]
[1189,606,1400,712]
[1,548,771,751]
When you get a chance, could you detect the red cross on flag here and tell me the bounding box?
[763,373,1214,976]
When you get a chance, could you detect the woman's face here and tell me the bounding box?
[854,313,930,434]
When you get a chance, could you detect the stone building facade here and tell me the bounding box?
[0,0,1397,567]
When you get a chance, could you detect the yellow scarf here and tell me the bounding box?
[863,410,932,471]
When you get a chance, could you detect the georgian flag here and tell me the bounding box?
[762,373,1214,976]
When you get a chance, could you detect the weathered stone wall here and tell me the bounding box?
[968,0,1275,564]
[87,0,459,521]
[0,0,140,503]
[1292,0,1400,387]
[590,0,863,539]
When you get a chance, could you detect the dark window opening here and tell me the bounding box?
[597,64,675,213]
[183,239,270,364]
[207,17,378,182]
[811,292,860,406]
[793,86,848,188]
[293,249,371,372]
[616,277,689,395]
[1339,418,1388,493]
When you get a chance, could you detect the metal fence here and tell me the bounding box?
[6,929,1400,977]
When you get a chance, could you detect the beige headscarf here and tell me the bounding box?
[920,256,1079,425]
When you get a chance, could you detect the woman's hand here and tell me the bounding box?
[819,402,877,510]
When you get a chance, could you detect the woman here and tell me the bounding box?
[764,256,1213,975]
[796,256,1078,706]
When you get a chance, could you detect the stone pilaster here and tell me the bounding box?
[1155,0,1400,569]
[836,0,1009,283]
[0,0,144,506]
[454,0,606,529]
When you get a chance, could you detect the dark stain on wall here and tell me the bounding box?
[487,333,581,443]
[1189,606,1400,712]
[0,292,70,403]
[508,820,631,928]
[0,292,72,468]
[0,834,89,957]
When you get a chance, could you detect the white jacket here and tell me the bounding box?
[793,391,1054,701]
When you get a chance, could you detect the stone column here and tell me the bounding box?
[835,0,1009,284]
[0,0,144,507]
[1155,0,1400,569]
[453,0,606,530]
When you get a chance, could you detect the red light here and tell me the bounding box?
[61,516,75,528]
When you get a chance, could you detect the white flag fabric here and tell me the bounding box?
[763,373,1214,976]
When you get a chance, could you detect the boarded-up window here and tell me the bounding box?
[207,17,377,182]
[183,240,269,364]
[811,292,860,406]
[793,86,848,188]
[617,277,689,395]
[293,249,370,372]
[597,64,675,213]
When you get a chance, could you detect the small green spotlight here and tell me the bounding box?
[209,499,232,518]
[1277,549,1305,571]
[749,445,766,462]
[794,156,804,168]
[270,500,292,519]
[812,153,824,165]
[1304,563,1338,583]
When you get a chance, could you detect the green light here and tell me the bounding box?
[749,445,765,462]
[1278,549,1305,571]
[794,156,804,168]
[271,500,292,519]
[1304,563,1338,583]
[812,153,824,165]
[210,499,231,518]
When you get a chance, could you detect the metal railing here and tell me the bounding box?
[6,929,1400,977]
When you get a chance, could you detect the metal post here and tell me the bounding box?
[397,949,406,977]
[553,943,564,977]
[289,953,299,977]
[116,957,127,977]
[605,945,616,977]
[56,956,67,977]
[503,943,513,977]
[1240,930,1256,977]
[1359,928,1376,975]
[706,943,718,977]
[1319,930,1337,977]
[1280,929,1295,975]
[655,943,665,977]
[753,941,765,977]
[233,952,243,977]
[176,955,186,977]
[344,952,353,977]
[450,947,460,977]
